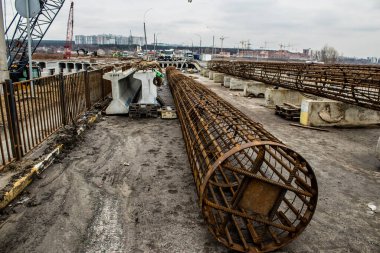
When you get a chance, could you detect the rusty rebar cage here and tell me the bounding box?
[166,67,318,252]
[208,60,380,111]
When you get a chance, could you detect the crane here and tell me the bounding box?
[63,1,74,59]
[5,0,66,79]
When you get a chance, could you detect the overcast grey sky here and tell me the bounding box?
[4,0,380,57]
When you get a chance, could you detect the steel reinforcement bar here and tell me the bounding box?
[208,60,380,111]
[166,67,318,252]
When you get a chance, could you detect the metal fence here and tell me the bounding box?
[0,68,113,170]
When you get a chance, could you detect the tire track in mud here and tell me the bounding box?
[0,117,228,253]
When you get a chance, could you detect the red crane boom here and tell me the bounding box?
[64,1,74,59]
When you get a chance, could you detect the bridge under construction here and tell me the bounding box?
[0,58,378,253]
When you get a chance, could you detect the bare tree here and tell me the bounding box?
[320,45,339,63]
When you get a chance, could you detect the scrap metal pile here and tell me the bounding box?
[166,67,318,252]
[208,60,380,111]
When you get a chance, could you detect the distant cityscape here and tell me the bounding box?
[75,34,145,46]
[31,33,380,65]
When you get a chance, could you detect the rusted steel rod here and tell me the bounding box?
[166,67,318,252]
[208,60,380,111]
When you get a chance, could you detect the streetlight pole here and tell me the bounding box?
[212,35,215,55]
[143,8,153,52]
[206,26,215,56]
[195,34,202,55]
[0,1,9,82]
[154,32,161,58]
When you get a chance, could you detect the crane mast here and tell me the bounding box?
[63,1,74,59]
[5,0,66,71]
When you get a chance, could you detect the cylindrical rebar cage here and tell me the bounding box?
[166,67,318,252]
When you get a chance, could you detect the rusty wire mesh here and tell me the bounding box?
[208,60,380,111]
[167,67,318,252]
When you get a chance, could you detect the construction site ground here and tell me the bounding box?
[0,74,379,253]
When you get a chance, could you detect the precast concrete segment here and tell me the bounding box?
[166,67,318,253]
[208,60,380,111]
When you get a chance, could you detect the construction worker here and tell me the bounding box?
[153,69,164,87]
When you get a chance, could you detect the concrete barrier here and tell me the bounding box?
[243,81,272,98]
[300,99,380,127]
[230,77,246,90]
[203,69,210,78]
[265,88,305,106]
[208,71,215,80]
[223,76,232,88]
[213,72,225,84]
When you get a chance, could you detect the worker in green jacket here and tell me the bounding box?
[153,69,164,87]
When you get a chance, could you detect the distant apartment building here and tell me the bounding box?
[75,34,145,46]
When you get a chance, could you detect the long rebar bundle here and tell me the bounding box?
[166,67,318,252]
[208,60,380,111]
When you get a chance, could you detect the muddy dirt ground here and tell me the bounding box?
[0,76,379,253]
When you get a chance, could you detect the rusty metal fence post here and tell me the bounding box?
[84,70,91,109]
[101,69,106,100]
[59,73,67,125]
[4,80,22,161]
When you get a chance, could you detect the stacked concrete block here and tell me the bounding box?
[229,77,246,90]
[200,69,207,76]
[223,76,232,88]
[213,72,225,84]
[243,81,272,98]
[300,99,380,127]
[208,71,215,80]
[265,88,305,107]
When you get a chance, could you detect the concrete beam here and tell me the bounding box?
[300,99,380,127]
[265,88,306,106]
[134,71,157,104]
[104,69,157,115]
[104,68,138,114]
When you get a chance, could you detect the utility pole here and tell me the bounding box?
[143,8,153,52]
[0,1,9,82]
[212,35,215,56]
[195,34,202,55]
[153,33,156,52]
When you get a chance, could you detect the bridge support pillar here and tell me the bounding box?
[300,99,380,127]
